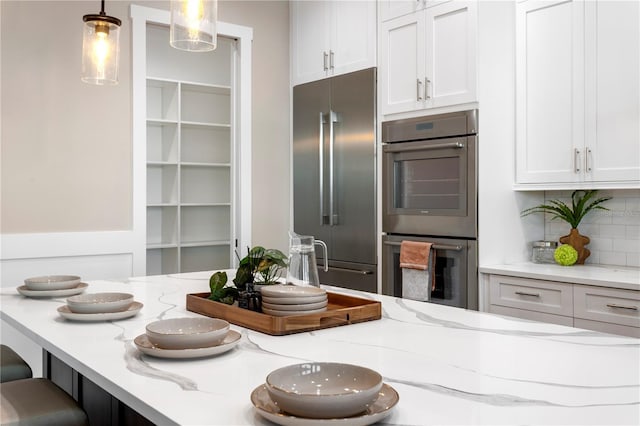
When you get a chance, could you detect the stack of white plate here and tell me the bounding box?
[57,292,143,322]
[17,275,88,298]
[260,284,328,316]
[134,317,241,359]
[250,362,399,426]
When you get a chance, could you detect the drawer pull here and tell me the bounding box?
[606,303,638,311]
[515,291,540,298]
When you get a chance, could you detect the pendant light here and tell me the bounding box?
[170,0,218,52]
[81,0,121,85]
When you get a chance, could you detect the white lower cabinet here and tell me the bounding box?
[489,275,640,338]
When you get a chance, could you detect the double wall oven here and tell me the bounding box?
[382,110,478,309]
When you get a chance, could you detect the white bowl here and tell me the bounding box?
[66,292,134,314]
[24,275,81,291]
[265,362,383,419]
[145,317,230,349]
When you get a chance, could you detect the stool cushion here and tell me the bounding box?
[0,346,32,383]
[0,378,88,426]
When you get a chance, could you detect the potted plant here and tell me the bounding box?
[232,246,288,311]
[520,190,611,264]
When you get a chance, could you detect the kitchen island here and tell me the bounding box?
[1,271,638,425]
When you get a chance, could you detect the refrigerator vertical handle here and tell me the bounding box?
[329,110,338,226]
[319,112,326,226]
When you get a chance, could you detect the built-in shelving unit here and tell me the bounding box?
[145,24,234,275]
[131,5,253,277]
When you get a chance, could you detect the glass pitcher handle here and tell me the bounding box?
[315,240,329,272]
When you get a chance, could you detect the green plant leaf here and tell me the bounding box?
[209,271,227,292]
[520,190,611,229]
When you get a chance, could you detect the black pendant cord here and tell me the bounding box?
[100,0,105,15]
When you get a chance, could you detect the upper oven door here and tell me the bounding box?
[383,135,477,238]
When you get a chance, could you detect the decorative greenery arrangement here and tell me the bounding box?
[232,246,288,291]
[520,190,611,229]
[207,246,288,308]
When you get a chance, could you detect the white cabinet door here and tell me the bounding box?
[379,12,425,115]
[379,0,422,22]
[332,1,377,78]
[291,1,375,86]
[380,0,477,116]
[291,1,331,86]
[515,0,585,185]
[585,0,640,183]
[424,0,477,108]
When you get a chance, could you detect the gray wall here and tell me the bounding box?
[0,0,291,251]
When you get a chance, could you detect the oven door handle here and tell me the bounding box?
[383,141,465,153]
[383,240,463,251]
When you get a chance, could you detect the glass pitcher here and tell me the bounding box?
[286,232,328,287]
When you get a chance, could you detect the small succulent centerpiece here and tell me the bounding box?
[208,246,287,311]
[520,190,611,264]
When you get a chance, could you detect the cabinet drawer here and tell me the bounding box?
[489,276,573,316]
[574,318,640,338]
[574,286,640,328]
[489,305,573,327]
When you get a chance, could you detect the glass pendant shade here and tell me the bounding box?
[81,5,121,85]
[170,0,217,52]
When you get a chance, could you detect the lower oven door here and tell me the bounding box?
[382,234,478,310]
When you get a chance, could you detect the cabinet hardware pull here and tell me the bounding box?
[319,112,327,225]
[515,291,541,298]
[323,51,328,71]
[606,303,638,311]
[324,266,373,275]
[574,148,581,173]
[329,50,334,70]
[586,147,592,172]
[416,79,423,101]
[425,77,431,99]
[328,110,339,226]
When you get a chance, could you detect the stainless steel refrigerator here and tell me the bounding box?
[293,67,377,293]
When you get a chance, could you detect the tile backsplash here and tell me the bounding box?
[544,189,640,267]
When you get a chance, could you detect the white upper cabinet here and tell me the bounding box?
[379,0,452,22]
[584,1,640,184]
[379,0,477,115]
[515,0,640,188]
[291,1,376,86]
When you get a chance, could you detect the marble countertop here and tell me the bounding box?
[480,263,640,291]
[1,271,639,425]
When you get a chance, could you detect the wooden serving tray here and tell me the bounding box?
[186,291,381,336]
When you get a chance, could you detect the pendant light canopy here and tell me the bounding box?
[81,0,121,85]
[170,0,218,52]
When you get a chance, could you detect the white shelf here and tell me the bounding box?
[180,240,231,248]
[180,162,231,168]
